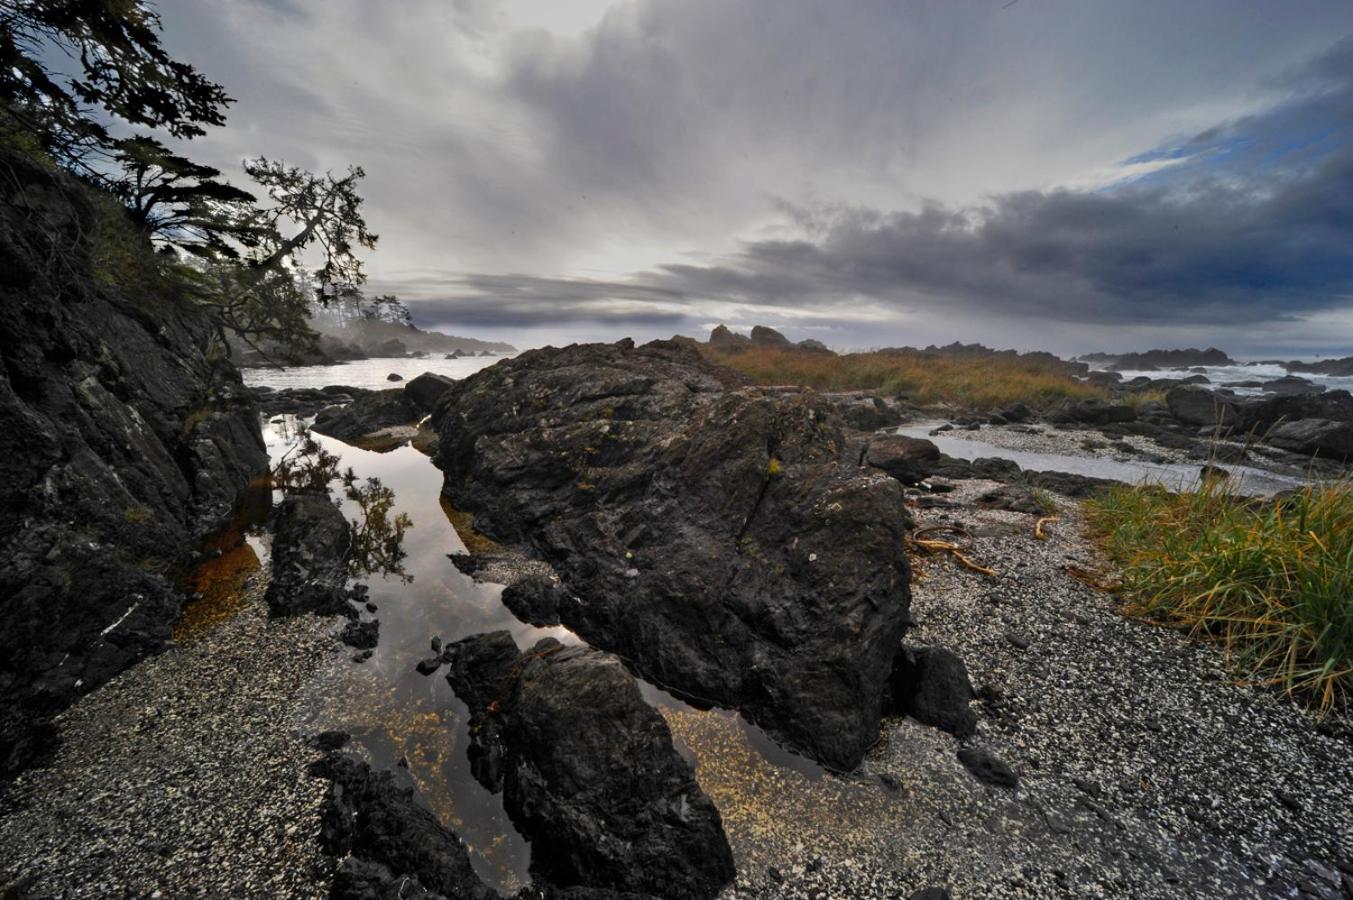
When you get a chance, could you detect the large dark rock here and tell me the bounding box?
[1047,398,1136,426]
[264,494,353,617]
[253,385,366,417]
[1266,419,1353,460]
[1089,347,1233,369]
[312,389,417,443]
[888,646,976,738]
[749,324,793,348]
[432,340,913,771]
[405,372,458,416]
[865,434,941,484]
[1286,355,1353,377]
[444,633,736,899]
[0,149,267,779]
[1237,389,1353,432]
[1166,385,1238,427]
[310,752,498,900]
[708,324,750,350]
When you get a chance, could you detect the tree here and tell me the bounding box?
[0,0,230,179]
[113,135,258,257]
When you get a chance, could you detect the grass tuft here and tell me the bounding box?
[702,346,1104,409]
[1086,479,1353,712]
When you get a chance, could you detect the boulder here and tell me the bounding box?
[265,494,353,617]
[750,324,792,348]
[310,752,498,900]
[888,646,976,738]
[797,338,833,353]
[1260,375,1324,395]
[405,372,458,416]
[865,434,941,485]
[433,340,913,771]
[829,393,911,431]
[312,389,418,444]
[1238,389,1353,432]
[444,633,736,899]
[1266,419,1353,460]
[1166,385,1238,427]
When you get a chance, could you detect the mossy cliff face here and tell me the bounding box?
[0,150,268,778]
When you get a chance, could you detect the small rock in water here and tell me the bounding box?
[415,656,442,676]
[386,372,403,382]
[430,636,442,653]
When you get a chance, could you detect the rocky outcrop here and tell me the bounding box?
[1082,347,1233,370]
[708,324,750,350]
[1236,389,1353,433]
[264,494,353,617]
[0,149,268,778]
[310,751,498,900]
[252,385,366,418]
[311,389,417,444]
[1283,356,1353,377]
[443,632,736,899]
[1047,398,1137,427]
[1166,385,1238,427]
[865,434,941,484]
[1266,419,1353,460]
[433,339,913,771]
[404,372,458,416]
[750,324,793,348]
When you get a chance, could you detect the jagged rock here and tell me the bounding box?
[500,575,565,627]
[265,494,353,617]
[1266,419,1353,460]
[443,633,736,899]
[405,372,458,415]
[0,148,267,778]
[252,385,367,417]
[829,393,911,431]
[750,324,792,348]
[312,389,418,444]
[865,434,941,485]
[708,324,750,349]
[888,647,976,737]
[990,402,1034,424]
[433,340,912,771]
[310,753,497,900]
[340,619,379,650]
[797,338,832,353]
[1166,385,1238,427]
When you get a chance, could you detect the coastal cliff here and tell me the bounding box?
[0,150,268,777]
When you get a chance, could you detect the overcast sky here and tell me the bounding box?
[160,1,1353,356]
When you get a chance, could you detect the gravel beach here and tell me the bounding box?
[687,478,1352,898]
[0,569,340,899]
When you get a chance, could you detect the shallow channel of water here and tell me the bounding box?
[247,367,830,892]
[898,423,1308,496]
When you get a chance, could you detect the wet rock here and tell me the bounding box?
[500,575,564,627]
[415,656,442,676]
[386,372,404,382]
[405,372,458,416]
[888,646,977,738]
[433,339,912,771]
[1237,389,1353,431]
[444,632,736,899]
[1261,375,1325,396]
[310,753,497,900]
[312,389,418,444]
[340,619,379,650]
[957,748,1019,788]
[265,494,354,618]
[865,434,941,485]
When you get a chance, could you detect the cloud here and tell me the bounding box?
[155,1,1353,353]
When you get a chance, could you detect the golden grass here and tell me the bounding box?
[701,346,1105,409]
[1086,480,1353,713]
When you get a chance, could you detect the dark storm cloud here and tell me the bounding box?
[397,34,1353,336]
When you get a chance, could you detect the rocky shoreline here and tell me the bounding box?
[3,334,1351,899]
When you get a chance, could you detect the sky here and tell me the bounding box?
[159,1,1353,356]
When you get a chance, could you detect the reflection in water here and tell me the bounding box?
[175,477,272,643]
[341,471,414,583]
[257,412,866,892]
